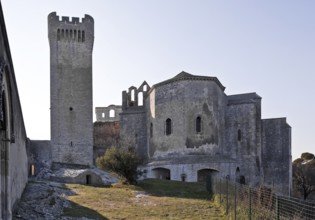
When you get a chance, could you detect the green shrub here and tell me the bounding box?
[301,152,315,160]
[96,147,141,184]
[292,158,303,165]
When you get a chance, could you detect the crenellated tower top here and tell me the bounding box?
[48,12,94,50]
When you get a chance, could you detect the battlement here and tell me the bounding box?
[48,12,94,47]
[48,12,94,25]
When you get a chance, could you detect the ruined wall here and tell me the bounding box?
[262,118,291,195]
[225,93,262,186]
[48,12,94,166]
[0,4,29,218]
[147,74,226,159]
[120,81,150,158]
[95,105,121,122]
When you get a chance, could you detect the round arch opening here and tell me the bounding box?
[152,167,171,180]
[197,168,219,182]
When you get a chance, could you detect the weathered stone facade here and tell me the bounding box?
[95,105,122,122]
[0,3,29,219]
[120,81,150,157]
[115,71,292,195]
[48,12,94,167]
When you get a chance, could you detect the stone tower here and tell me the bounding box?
[48,12,94,166]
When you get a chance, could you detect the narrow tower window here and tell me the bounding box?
[138,92,143,106]
[78,30,81,42]
[82,31,85,42]
[57,29,60,41]
[166,118,172,136]
[196,116,201,133]
[150,123,153,138]
[238,129,242,141]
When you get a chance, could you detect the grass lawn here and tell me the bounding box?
[63,179,228,219]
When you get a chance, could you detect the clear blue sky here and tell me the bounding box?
[2,0,315,160]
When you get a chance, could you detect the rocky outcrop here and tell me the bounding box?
[13,181,92,220]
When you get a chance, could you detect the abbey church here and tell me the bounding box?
[96,71,292,195]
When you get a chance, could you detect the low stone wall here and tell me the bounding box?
[139,160,238,182]
[49,168,118,185]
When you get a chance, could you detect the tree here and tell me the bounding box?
[292,153,315,200]
[96,146,141,184]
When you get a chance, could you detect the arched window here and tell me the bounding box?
[102,112,105,118]
[238,129,242,141]
[181,174,186,182]
[240,176,246,184]
[109,109,115,118]
[138,92,143,106]
[236,167,240,183]
[1,91,7,129]
[143,85,147,91]
[196,116,201,133]
[150,123,153,138]
[166,118,172,136]
[131,89,135,102]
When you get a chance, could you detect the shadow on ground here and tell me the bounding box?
[136,178,211,200]
[62,200,108,220]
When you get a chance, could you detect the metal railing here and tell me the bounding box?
[211,177,315,220]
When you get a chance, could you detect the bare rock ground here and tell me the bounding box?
[13,180,93,220]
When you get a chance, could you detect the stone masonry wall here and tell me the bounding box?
[225,94,262,187]
[139,161,238,182]
[0,6,29,218]
[262,118,292,195]
[120,111,147,158]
